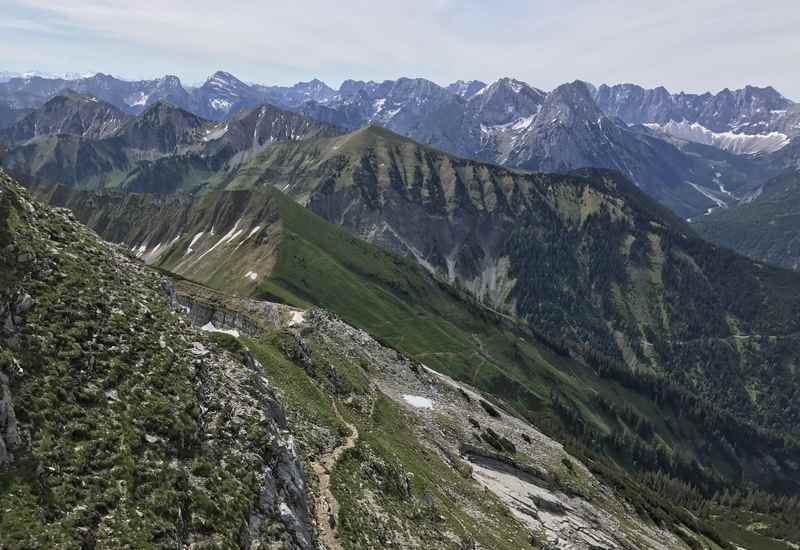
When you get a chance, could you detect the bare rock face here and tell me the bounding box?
[0,290,28,467]
[0,358,20,466]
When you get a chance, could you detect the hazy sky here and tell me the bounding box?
[2,0,799,98]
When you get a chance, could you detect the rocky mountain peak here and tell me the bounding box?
[468,77,545,126]
[1,90,129,142]
[140,98,183,116]
[120,99,206,153]
[537,80,602,126]
[381,77,447,100]
[157,74,183,89]
[203,70,247,91]
[446,79,486,98]
[338,79,371,97]
[290,78,336,102]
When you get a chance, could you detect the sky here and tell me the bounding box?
[2,0,799,99]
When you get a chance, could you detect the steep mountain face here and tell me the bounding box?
[0,171,317,548]
[0,91,131,142]
[596,83,796,133]
[0,75,71,109]
[302,77,481,156]
[75,73,191,114]
[113,100,208,156]
[596,83,799,153]
[466,77,545,126]
[484,80,619,167]
[188,71,265,120]
[200,103,346,170]
[476,81,769,217]
[693,170,800,269]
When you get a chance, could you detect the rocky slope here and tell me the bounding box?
[0,170,316,548]
[165,277,734,550]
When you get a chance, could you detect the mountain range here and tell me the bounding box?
[2,70,799,217]
[4,68,800,548]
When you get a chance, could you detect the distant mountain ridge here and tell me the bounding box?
[2,70,798,216]
[0,92,344,189]
[595,83,800,135]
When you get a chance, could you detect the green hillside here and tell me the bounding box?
[694,171,800,270]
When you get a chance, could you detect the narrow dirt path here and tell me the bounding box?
[312,401,359,550]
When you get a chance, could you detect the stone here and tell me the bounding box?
[16,252,32,264]
[15,293,34,315]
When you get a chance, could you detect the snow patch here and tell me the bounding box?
[288,310,305,327]
[244,271,258,281]
[210,98,232,112]
[201,322,239,338]
[186,231,204,255]
[511,115,536,131]
[644,121,790,154]
[203,124,229,141]
[195,220,244,261]
[402,395,434,409]
[686,181,728,215]
[233,225,262,251]
[125,92,150,107]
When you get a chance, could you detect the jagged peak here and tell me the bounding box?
[50,89,101,103]
[138,98,204,122]
[204,70,247,89]
[157,74,183,88]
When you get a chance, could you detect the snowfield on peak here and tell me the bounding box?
[644,120,790,154]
